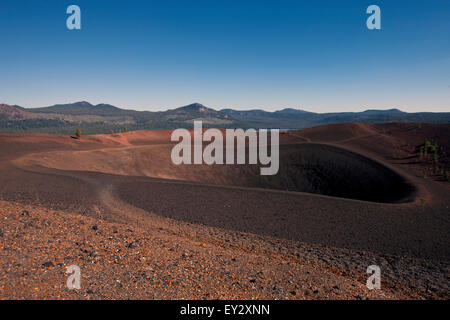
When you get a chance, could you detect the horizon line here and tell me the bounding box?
[3,100,449,115]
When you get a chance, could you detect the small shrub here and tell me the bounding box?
[75,128,81,138]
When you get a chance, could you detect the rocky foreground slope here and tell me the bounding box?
[2,200,446,300]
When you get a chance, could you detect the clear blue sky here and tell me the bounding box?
[0,0,449,112]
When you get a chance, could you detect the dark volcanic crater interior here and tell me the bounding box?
[175,143,416,203]
[246,144,415,203]
[23,142,416,203]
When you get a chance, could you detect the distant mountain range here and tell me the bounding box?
[1,101,449,134]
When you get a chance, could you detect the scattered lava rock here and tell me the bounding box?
[42,261,54,268]
[273,285,282,293]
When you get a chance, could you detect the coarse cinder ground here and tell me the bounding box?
[0,123,449,299]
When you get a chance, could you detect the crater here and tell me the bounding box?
[234,143,415,203]
[19,142,416,203]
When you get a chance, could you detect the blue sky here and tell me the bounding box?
[0,0,449,112]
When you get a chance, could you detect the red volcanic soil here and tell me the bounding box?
[0,124,449,299]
